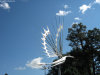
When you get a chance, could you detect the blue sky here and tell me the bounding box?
[0,0,100,75]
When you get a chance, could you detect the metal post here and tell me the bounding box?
[58,65,61,75]
[58,56,62,75]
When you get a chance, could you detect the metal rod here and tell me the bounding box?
[58,65,61,75]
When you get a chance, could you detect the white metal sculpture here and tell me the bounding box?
[41,23,74,75]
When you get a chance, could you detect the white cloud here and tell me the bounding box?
[15,67,26,70]
[64,5,68,9]
[0,2,10,9]
[26,57,46,69]
[79,4,91,14]
[56,10,71,16]
[74,17,81,21]
[95,0,100,4]
[79,0,100,14]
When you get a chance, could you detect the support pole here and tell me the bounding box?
[58,65,61,75]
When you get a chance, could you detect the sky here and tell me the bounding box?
[0,0,100,75]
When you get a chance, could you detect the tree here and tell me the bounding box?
[67,23,100,75]
[5,73,8,75]
[67,23,87,49]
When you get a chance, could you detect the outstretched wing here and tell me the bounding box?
[41,27,57,57]
[41,25,63,58]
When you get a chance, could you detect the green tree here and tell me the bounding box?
[5,73,8,75]
[67,23,100,75]
[67,23,87,49]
